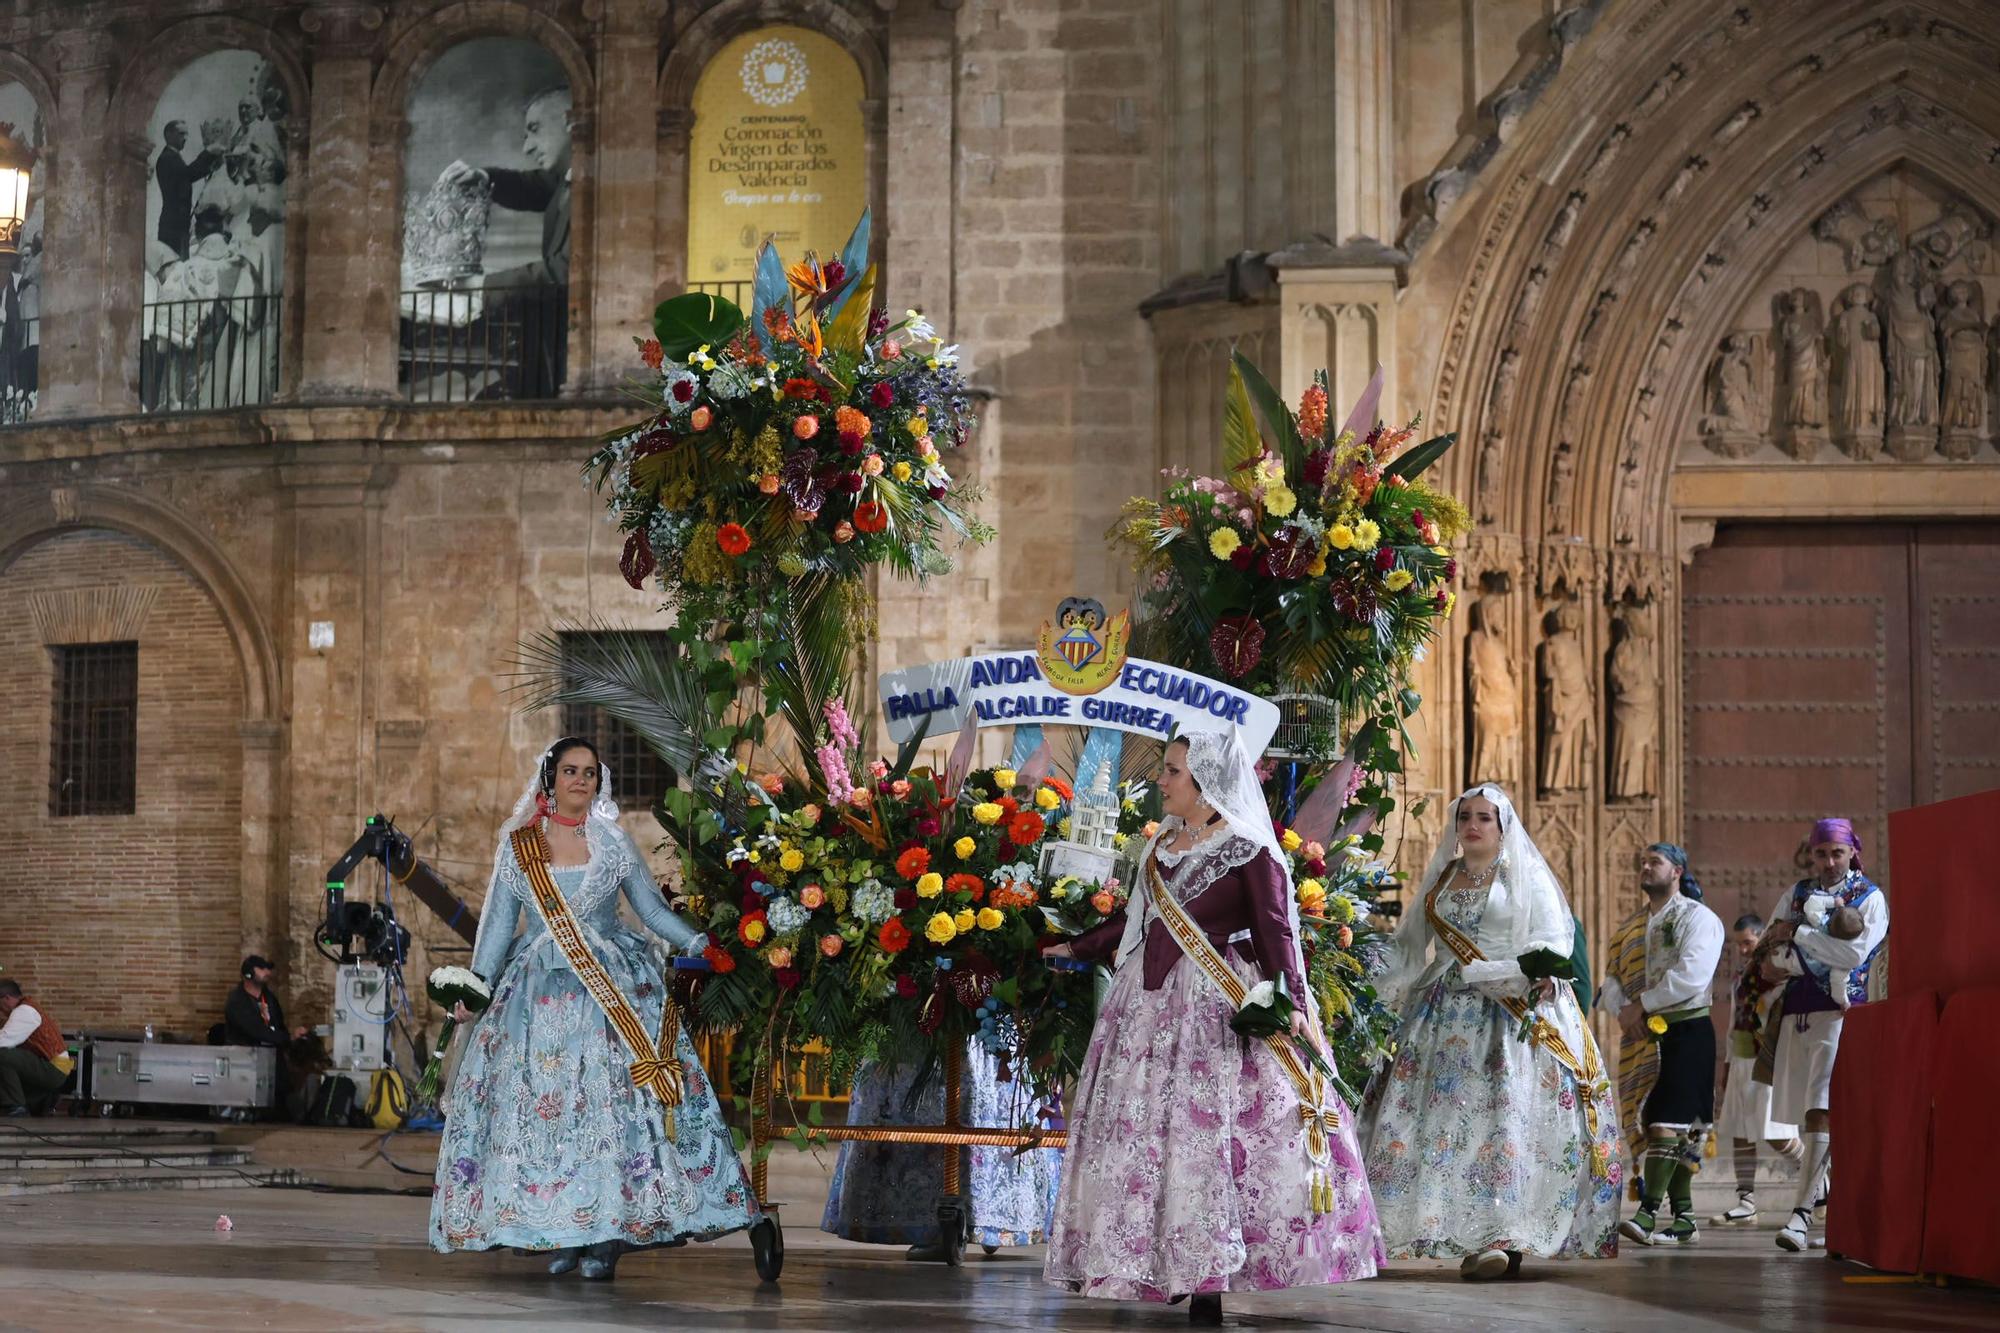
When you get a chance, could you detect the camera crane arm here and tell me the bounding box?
[323,814,479,947]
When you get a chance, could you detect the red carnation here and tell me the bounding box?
[894,887,918,911]
[839,472,865,493]
[822,260,847,290]
[927,484,947,500]
[1374,547,1396,572]
[774,967,803,991]
[1444,558,1459,580]
[894,973,919,997]
[1228,545,1254,572]
[869,381,894,407]
[671,379,695,403]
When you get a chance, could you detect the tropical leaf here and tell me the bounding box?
[823,263,877,358]
[511,627,715,777]
[1222,361,1263,477]
[1383,430,1459,482]
[653,293,745,363]
[1232,350,1304,476]
[748,240,789,354]
[759,573,862,761]
[823,209,874,323]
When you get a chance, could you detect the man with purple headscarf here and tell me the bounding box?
[1758,816,1888,1253]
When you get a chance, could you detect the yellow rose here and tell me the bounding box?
[953,836,976,859]
[1209,528,1242,560]
[1646,1014,1669,1036]
[924,912,958,944]
[779,847,805,873]
[1354,519,1382,550]
[1299,877,1326,899]
[953,908,976,932]
[1264,486,1297,518]
[971,802,1004,825]
[892,460,913,482]
[992,769,1017,789]
[1384,569,1414,592]
[976,907,1004,931]
[1035,787,1061,811]
[1328,524,1355,550]
[1280,828,1302,852]
[916,872,944,899]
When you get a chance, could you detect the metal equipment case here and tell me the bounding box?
[86,1041,276,1109]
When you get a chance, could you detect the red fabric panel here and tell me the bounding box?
[1826,992,1937,1272]
[1887,791,2000,995]
[1920,987,2000,1284]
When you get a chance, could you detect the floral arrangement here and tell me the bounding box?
[1278,824,1400,1098]
[412,966,492,1107]
[589,211,988,637]
[667,703,1134,1105]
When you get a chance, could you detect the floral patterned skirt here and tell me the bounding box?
[822,1042,1061,1247]
[1358,971,1621,1259]
[1044,954,1383,1301]
[429,931,759,1253]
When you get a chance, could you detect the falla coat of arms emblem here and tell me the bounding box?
[1036,596,1131,696]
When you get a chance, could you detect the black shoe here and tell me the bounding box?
[546,1248,580,1276]
[579,1240,623,1280]
[3,1106,27,1117]
[1189,1293,1223,1324]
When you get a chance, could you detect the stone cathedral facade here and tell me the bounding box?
[2,0,1996,1034]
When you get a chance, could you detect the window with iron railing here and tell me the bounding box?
[0,312,35,424]
[399,283,566,403]
[49,642,138,817]
[688,278,752,311]
[140,294,281,412]
[557,630,676,810]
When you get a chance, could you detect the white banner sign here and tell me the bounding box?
[878,650,1279,755]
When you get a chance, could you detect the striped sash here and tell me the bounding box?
[511,825,687,1136]
[1426,886,1613,1173]
[1146,857,1343,1214]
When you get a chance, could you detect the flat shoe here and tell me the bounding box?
[547,1248,580,1276]
[1462,1249,1511,1280]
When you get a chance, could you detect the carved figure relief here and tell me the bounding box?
[1477,432,1505,525]
[1538,600,1592,795]
[1612,456,1642,547]
[1827,282,1885,458]
[1698,331,1768,458]
[1814,200,1899,270]
[1606,607,1659,800]
[1774,288,1828,460]
[1465,592,1521,789]
[1545,442,1576,535]
[1882,248,1941,459]
[1937,278,1988,460]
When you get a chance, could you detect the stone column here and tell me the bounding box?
[884,1,956,330]
[653,106,694,303]
[37,32,115,418]
[298,4,391,399]
[1330,0,1397,245]
[1271,254,1400,417]
[578,0,666,393]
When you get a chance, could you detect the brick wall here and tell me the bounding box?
[0,529,245,1036]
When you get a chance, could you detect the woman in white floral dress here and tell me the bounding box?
[1358,785,1622,1279]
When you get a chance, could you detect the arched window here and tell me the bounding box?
[0,80,44,425]
[400,38,573,404]
[686,25,867,306]
[139,51,287,413]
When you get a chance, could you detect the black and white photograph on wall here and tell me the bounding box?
[0,81,44,424]
[401,37,572,403]
[140,50,288,413]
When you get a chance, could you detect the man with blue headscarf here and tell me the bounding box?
[1600,843,1722,1247]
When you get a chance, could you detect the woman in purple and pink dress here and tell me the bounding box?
[1042,729,1382,1323]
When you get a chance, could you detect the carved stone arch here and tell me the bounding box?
[0,485,280,721]
[658,0,887,111]
[371,1,599,147]
[108,15,313,149]
[0,45,60,178]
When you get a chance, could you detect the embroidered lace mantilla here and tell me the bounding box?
[1148,830,1261,944]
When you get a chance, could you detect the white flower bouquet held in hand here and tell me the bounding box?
[413,966,492,1107]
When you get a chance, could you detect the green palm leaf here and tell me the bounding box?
[512,627,717,777]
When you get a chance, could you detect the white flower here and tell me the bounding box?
[903,310,937,344]
[923,463,953,491]
[708,363,753,399]
[766,897,812,936]
[1240,980,1276,1011]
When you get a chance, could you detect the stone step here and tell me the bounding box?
[0,1165,300,1197]
[0,1146,254,1170]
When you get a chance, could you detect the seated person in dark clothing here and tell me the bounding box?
[225,954,307,1048]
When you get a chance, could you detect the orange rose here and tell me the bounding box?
[1337,924,1354,949]
[819,933,844,958]
[896,846,931,880]
[1091,890,1116,915]
[877,918,912,954]
[793,414,821,440]
[758,473,781,495]
[717,523,752,557]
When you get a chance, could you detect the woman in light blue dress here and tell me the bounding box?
[822,1043,1061,1257]
[430,737,777,1279]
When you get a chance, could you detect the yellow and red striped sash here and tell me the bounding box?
[1425,885,1613,1173]
[1146,858,1342,1213]
[511,825,687,1136]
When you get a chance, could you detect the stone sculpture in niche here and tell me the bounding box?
[1465,591,1521,789]
[1545,442,1576,535]
[1774,288,1828,460]
[1881,249,1940,460]
[1937,278,1988,460]
[1698,331,1767,458]
[1606,606,1659,801]
[1538,600,1591,795]
[1827,282,1885,459]
[1477,432,1505,525]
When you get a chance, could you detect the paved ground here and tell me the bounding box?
[0,1129,1992,1332]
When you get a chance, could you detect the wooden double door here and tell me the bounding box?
[1681,522,2000,932]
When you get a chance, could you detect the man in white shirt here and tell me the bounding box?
[1760,816,1888,1252]
[1601,843,1724,1247]
[0,979,70,1115]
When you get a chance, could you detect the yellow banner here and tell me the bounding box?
[687,25,867,292]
